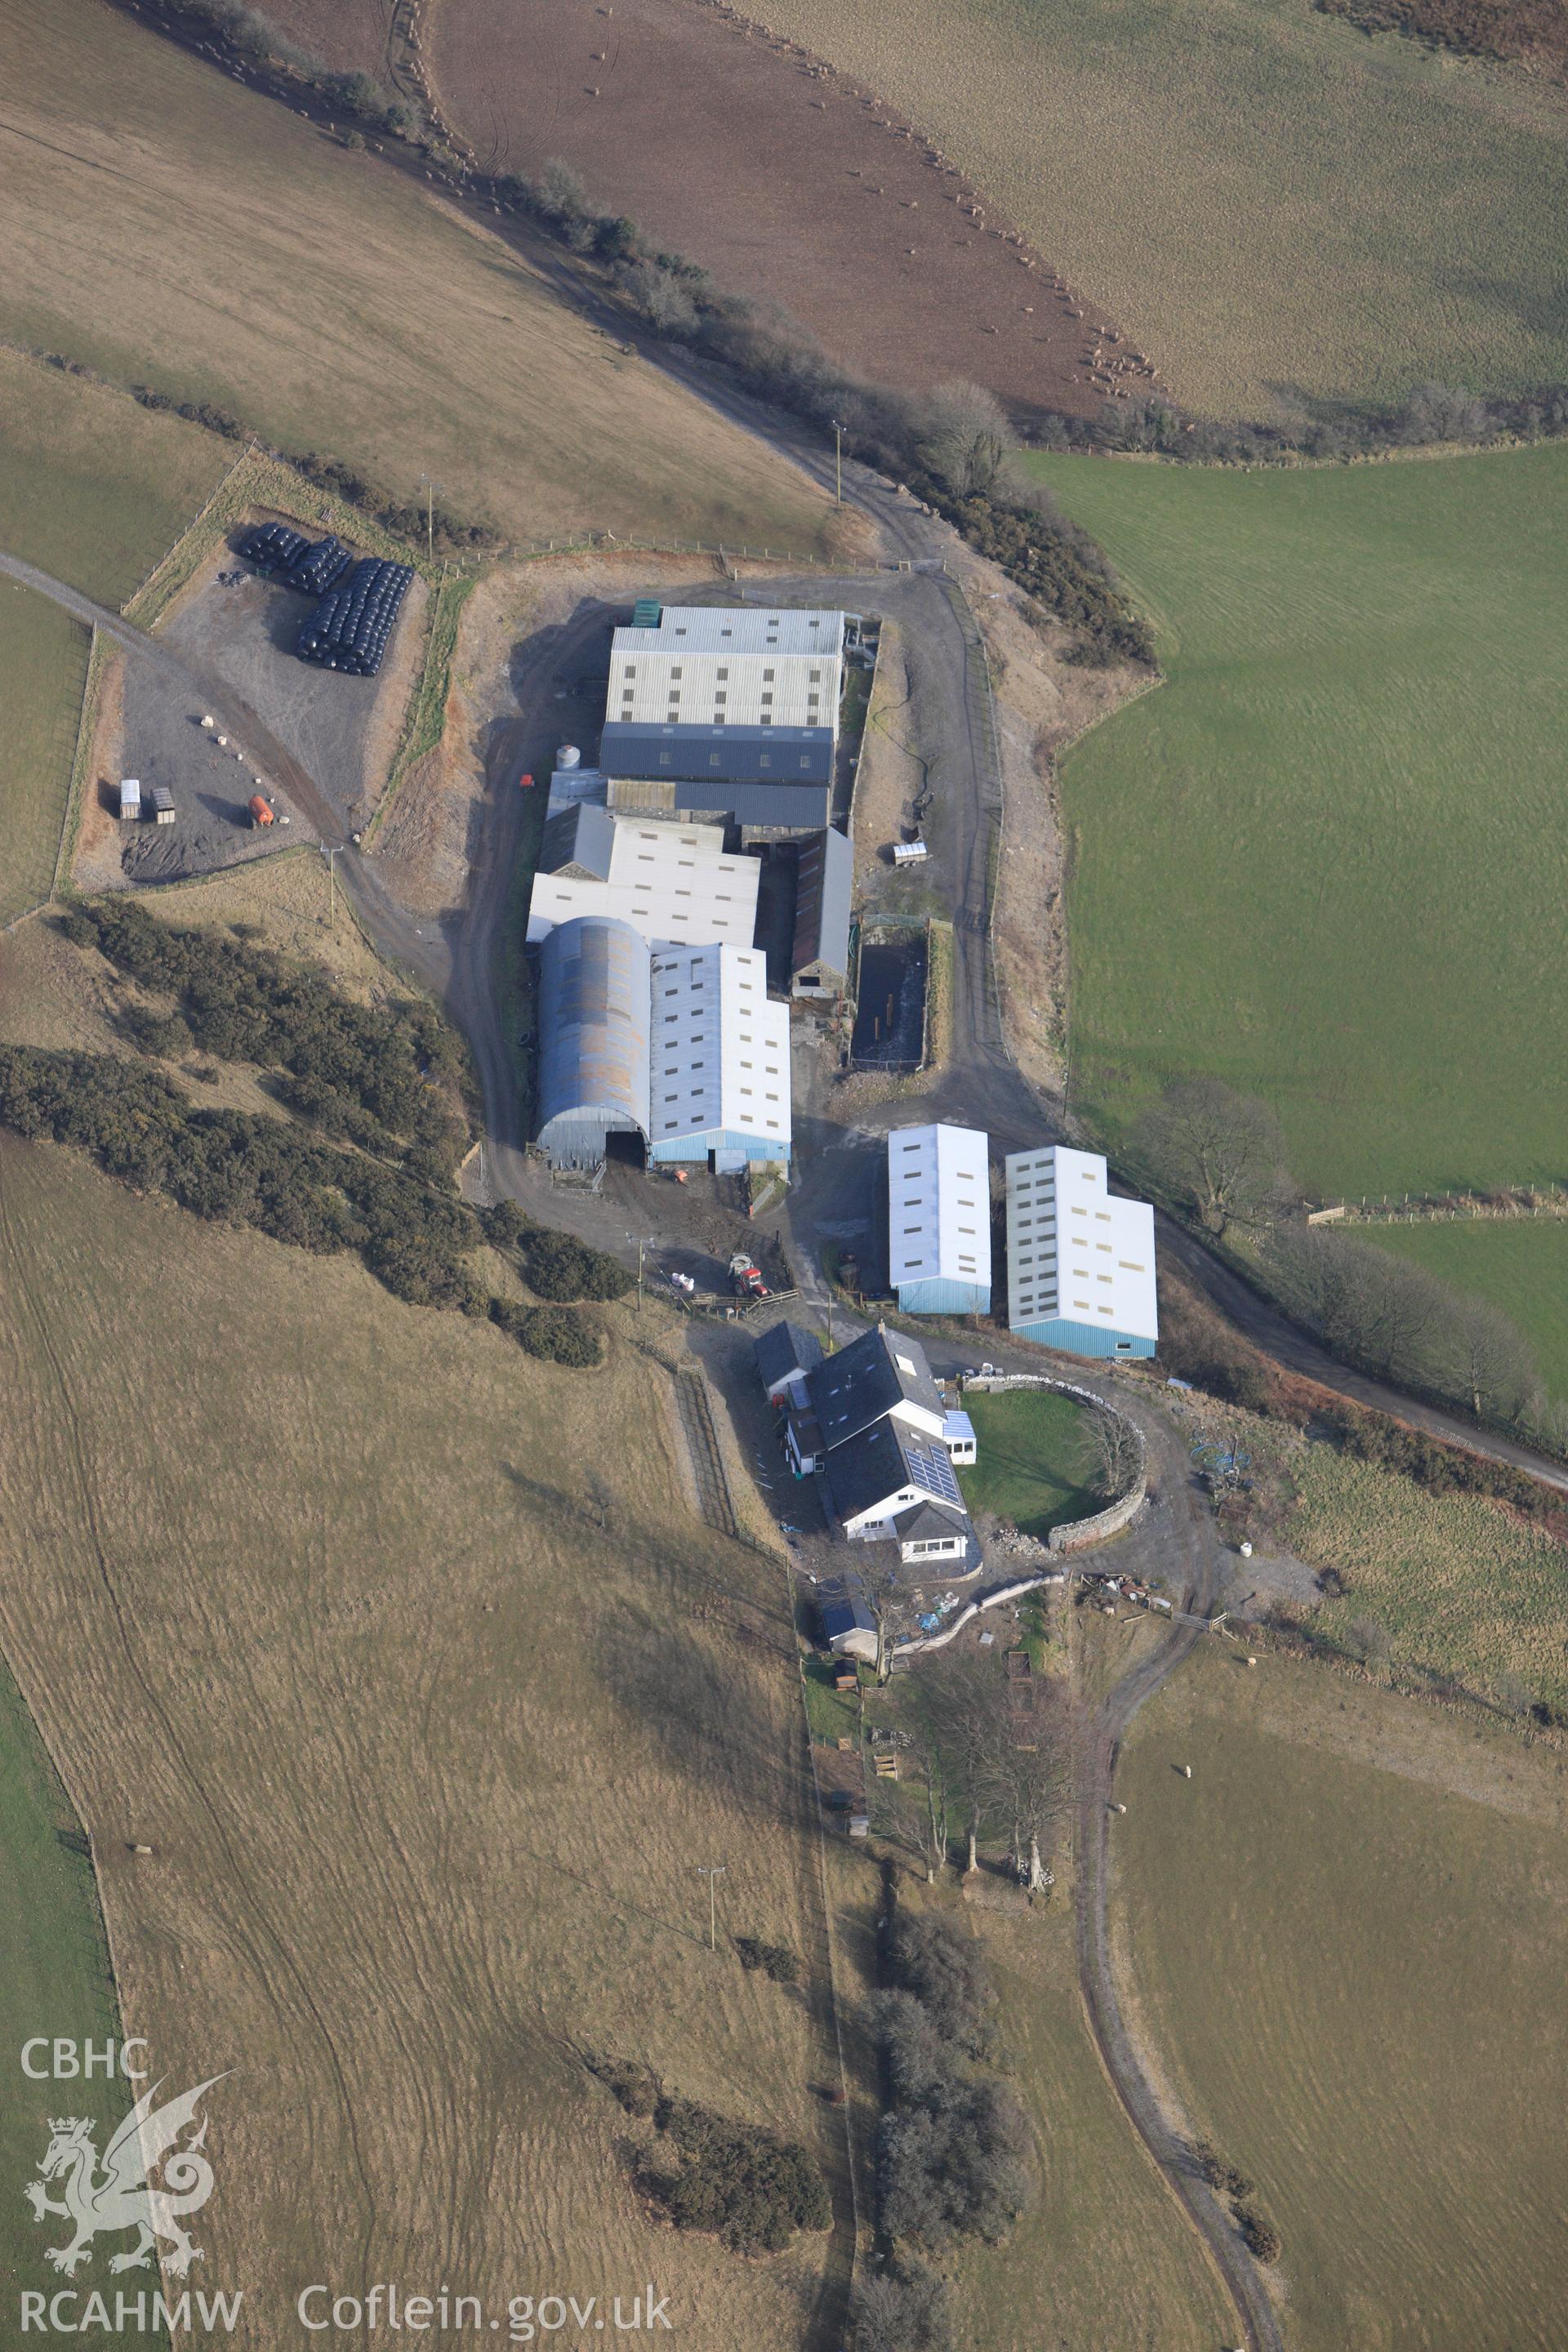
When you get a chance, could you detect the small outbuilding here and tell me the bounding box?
[791,826,853,1000]
[754,1318,825,1407]
[817,1573,879,1664]
[118,777,141,821]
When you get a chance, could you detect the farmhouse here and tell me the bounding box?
[791,826,853,1000]
[778,1322,978,1566]
[887,1122,992,1315]
[525,805,761,949]
[1004,1145,1158,1359]
[647,943,791,1169]
[825,1417,975,1567]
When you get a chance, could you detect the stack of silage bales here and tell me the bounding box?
[284,536,353,596]
[295,559,415,677]
[239,521,310,573]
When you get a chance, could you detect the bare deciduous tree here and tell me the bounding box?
[916,381,1012,499]
[1086,1403,1143,1503]
[911,1650,1009,1873]
[1134,1078,1290,1235]
[991,1686,1070,1894]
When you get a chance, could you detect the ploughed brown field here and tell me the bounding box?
[266,0,1156,422]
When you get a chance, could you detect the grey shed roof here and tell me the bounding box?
[792,826,853,980]
[599,719,835,786]
[826,1418,968,1528]
[754,1318,825,1395]
[818,1574,876,1644]
[539,801,616,880]
[807,1322,944,1450]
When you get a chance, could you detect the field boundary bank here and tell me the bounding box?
[363,569,479,846]
[47,621,111,908]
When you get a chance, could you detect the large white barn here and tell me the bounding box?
[1004,1145,1158,1359]
[647,943,791,1168]
[525,806,760,949]
[607,607,846,730]
[886,1123,992,1316]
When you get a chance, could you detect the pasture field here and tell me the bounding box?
[1113,1641,1568,2351]
[755,0,1568,416]
[1027,445,1568,1200]
[0,0,833,556]
[0,344,232,605]
[1359,1218,1568,1408]
[1288,1444,1568,1708]
[0,902,842,2345]
[0,586,90,927]
[957,1386,1099,1537]
[0,1651,144,2328]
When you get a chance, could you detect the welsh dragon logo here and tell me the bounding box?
[24,2076,226,2278]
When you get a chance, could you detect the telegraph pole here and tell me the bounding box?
[830,419,844,506]
[695,1864,727,1953]
[322,843,338,925]
[625,1232,652,1311]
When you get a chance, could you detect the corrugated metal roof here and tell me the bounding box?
[887,1124,992,1295]
[791,826,853,980]
[539,802,615,880]
[1004,1144,1158,1344]
[613,607,844,656]
[600,720,835,786]
[536,915,651,1164]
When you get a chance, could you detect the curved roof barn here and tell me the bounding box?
[536,915,652,1169]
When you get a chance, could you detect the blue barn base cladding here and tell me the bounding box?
[1011,1316,1156,1361]
[649,1127,791,1169]
[897,1277,991,1318]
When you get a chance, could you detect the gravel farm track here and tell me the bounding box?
[256,0,1165,426]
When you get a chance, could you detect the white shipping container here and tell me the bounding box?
[893,840,928,865]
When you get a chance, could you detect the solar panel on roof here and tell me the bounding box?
[905,1441,963,1506]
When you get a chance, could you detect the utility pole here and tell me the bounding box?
[695,1864,727,1953]
[830,419,844,506]
[322,843,338,925]
[625,1232,651,1311]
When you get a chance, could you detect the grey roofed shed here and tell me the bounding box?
[753,1318,826,1403]
[535,914,652,1169]
[791,826,853,995]
[817,1573,879,1660]
[599,719,835,786]
[538,801,616,880]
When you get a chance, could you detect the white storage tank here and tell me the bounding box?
[555,743,581,770]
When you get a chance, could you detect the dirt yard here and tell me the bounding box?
[271,0,1160,425]
[158,517,430,831]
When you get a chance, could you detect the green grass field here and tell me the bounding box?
[0,344,233,606]
[1360,1219,1568,1409]
[0,1653,144,2325]
[958,1387,1099,1536]
[0,0,832,555]
[1115,1644,1568,2350]
[758,0,1568,416]
[0,586,90,926]
[1028,444,1568,1200]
